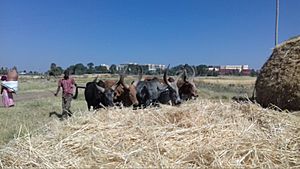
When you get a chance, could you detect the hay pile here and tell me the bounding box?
[255,36,300,111]
[0,100,299,168]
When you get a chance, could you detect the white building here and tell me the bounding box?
[145,64,166,71]
[116,64,127,71]
[100,64,110,70]
[220,65,249,72]
[208,67,220,71]
[116,63,166,72]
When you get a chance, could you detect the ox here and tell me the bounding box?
[113,75,139,107]
[77,74,139,110]
[135,65,183,108]
[104,74,139,107]
[178,66,199,101]
[77,77,116,111]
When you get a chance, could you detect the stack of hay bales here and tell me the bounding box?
[255,36,300,111]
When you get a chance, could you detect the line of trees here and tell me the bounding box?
[47,63,258,77]
[47,63,113,76]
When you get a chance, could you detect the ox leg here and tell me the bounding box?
[152,100,160,107]
[87,102,91,111]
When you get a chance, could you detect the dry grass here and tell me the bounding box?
[198,76,256,85]
[0,99,299,168]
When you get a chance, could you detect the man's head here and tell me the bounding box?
[64,70,70,79]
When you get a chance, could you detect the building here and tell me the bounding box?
[207,66,220,72]
[100,64,110,70]
[219,65,250,75]
[144,64,166,72]
[116,64,127,71]
[116,63,166,73]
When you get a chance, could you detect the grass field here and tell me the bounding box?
[1,75,300,168]
[0,75,255,146]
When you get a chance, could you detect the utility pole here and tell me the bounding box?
[275,0,279,46]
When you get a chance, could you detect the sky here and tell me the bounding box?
[0,0,299,72]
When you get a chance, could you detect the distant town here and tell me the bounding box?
[0,63,258,77]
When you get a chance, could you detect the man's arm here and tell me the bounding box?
[54,86,60,96]
[54,80,61,96]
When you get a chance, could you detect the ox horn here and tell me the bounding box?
[175,70,184,84]
[111,83,118,91]
[118,66,130,89]
[183,69,188,82]
[95,84,105,93]
[132,66,143,87]
[191,66,195,84]
[93,75,99,83]
[120,74,129,89]
[163,65,172,87]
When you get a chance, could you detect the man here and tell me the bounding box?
[1,68,18,108]
[1,75,14,107]
[54,70,76,118]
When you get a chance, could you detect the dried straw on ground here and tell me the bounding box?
[255,36,300,111]
[0,100,300,168]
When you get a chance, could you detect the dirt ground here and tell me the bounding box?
[13,91,54,102]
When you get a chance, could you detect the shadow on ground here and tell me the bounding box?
[49,111,63,119]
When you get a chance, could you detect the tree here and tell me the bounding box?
[250,69,258,77]
[170,64,185,76]
[109,64,117,74]
[0,67,8,74]
[48,63,63,76]
[66,65,76,75]
[127,64,140,75]
[87,62,95,74]
[50,63,56,70]
[74,63,87,75]
[95,65,109,74]
[87,62,94,68]
[196,65,208,76]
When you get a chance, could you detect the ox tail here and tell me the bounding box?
[73,85,86,99]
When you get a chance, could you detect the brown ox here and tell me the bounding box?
[178,67,198,101]
[104,75,139,107]
[113,75,139,107]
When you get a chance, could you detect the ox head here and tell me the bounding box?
[180,66,199,100]
[114,74,139,107]
[163,65,183,105]
[95,78,117,107]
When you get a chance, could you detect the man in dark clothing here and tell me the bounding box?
[54,70,76,118]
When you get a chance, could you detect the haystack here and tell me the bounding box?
[255,36,300,111]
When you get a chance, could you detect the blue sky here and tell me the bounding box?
[0,0,299,72]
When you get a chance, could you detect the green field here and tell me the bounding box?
[0,75,256,146]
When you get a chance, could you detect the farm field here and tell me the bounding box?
[0,75,255,146]
[1,75,299,168]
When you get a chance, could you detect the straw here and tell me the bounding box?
[0,99,299,168]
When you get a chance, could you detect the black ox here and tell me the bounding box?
[135,65,183,108]
[77,77,116,110]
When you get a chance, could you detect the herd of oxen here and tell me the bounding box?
[75,66,199,110]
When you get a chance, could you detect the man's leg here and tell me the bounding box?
[62,96,70,118]
[65,95,73,116]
